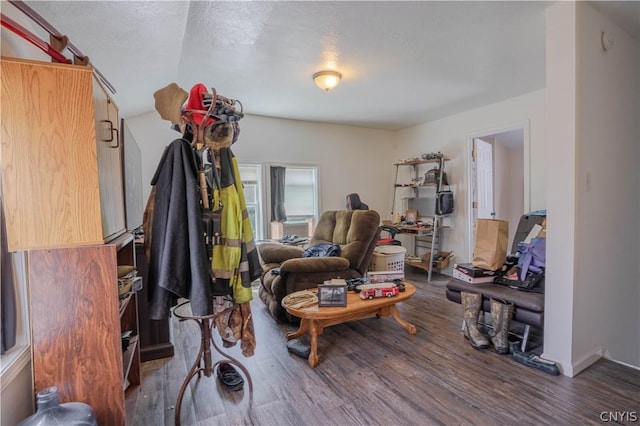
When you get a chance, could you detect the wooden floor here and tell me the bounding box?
[133,270,639,426]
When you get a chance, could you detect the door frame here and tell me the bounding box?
[466,120,531,260]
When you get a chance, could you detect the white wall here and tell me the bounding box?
[126,112,395,228]
[545,1,640,375]
[393,90,546,269]
[573,2,639,370]
[544,1,578,375]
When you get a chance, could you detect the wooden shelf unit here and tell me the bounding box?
[116,233,141,397]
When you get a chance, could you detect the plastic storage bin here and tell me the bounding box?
[370,245,407,271]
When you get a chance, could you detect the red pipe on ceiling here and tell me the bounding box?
[6,0,116,94]
[1,13,68,63]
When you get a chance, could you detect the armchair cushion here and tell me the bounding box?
[311,210,381,274]
[258,210,381,322]
[258,242,304,264]
[281,256,350,273]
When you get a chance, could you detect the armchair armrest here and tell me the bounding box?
[258,242,304,264]
[281,256,350,273]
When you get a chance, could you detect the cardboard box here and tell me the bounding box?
[422,251,453,269]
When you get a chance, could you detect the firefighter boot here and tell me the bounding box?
[461,292,489,349]
[489,298,514,354]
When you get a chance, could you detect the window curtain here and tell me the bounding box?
[270,166,287,222]
[1,196,17,354]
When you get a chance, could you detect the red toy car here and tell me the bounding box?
[359,284,400,300]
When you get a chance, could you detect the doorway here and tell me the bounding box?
[467,124,528,259]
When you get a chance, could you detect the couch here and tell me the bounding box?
[258,210,381,322]
[445,213,546,350]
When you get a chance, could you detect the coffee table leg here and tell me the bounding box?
[285,319,320,367]
[389,305,417,335]
[286,318,310,341]
[308,320,319,367]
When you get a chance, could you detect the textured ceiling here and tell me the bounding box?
[18,1,639,130]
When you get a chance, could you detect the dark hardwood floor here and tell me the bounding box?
[133,269,639,425]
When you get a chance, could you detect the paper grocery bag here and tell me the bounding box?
[472,219,509,271]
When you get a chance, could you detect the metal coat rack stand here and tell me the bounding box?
[172,300,253,426]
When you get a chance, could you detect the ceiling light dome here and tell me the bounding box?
[313,70,342,91]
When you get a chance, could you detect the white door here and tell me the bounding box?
[473,137,495,220]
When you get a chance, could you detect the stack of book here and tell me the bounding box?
[452,263,498,283]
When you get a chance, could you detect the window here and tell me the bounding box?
[0,251,31,382]
[267,164,319,239]
[237,164,264,241]
[282,166,318,223]
[237,163,320,241]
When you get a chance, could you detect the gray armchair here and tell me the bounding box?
[258,210,381,322]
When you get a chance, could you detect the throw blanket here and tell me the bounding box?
[302,243,341,258]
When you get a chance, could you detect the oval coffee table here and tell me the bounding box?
[281,282,417,367]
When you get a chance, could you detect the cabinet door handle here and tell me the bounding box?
[100,120,120,148]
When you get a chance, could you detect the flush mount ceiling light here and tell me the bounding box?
[313,70,342,91]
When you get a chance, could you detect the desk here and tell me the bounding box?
[397,224,434,235]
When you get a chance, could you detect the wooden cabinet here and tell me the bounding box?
[28,233,139,425]
[1,57,138,424]
[0,57,125,251]
[94,79,126,240]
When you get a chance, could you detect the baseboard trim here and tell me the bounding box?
[603,348,640,371]
[571,345,604,377]
[608,358,640,371]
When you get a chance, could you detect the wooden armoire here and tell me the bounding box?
[1,57,140,425]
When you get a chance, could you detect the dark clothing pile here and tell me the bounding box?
[145,138,229,320]
[302,243,341,258]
